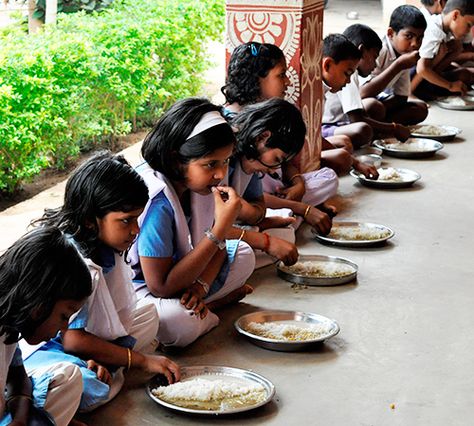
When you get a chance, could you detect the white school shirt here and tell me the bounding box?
[420,6,432,23]
[359,34,410,97]
[419,13,452,59]
[1,338,20,419]
[322,71,363,124]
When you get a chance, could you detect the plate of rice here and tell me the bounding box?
[235,310,340,351]
[350,167,421,189]
[373,138,443,158]
[409,124,461,141]
[277,254,357,286]
[436,96,474,110]
[147,365,275,415]
[313,221,394,247]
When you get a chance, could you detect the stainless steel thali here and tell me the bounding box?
[235,310,340,351]
[350,168,421,189]
[373,138,443,158]
[277,254,358,286]
[312,221,394,247]
[436,96,474,110]
[147,365,275,415]
[409,124,461,141]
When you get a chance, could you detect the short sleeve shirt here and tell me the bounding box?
[419,14,451,59]
[360,34,410,97]
[322,72,363,124]
[228,157,263,201]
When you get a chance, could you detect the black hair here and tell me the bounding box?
[323,34,362,63]
[142,97,235,181]
[390,5,427,32]
[421,0,436,5]
[343,24,383,51]
[0,227,92,344]
[443,0,474,15]
[221,42,286,105]
[231,98,306,161]
[34,151,148,259]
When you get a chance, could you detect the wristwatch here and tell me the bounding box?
[205,229,226,250]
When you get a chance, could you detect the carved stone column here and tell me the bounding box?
[225,0,325,172]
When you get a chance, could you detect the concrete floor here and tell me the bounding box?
[2,1,474,425]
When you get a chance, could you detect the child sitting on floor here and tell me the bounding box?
[413,0,474,100]
[221,41,340,223]
[321,34,380,179]
[359,5,429,125]
[130,98,256,348]
[323,25,412,149]
[24,152,180,412]
[1,227,92,426]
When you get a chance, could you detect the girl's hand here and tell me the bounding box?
[141,355,181,384]
[275,181,305,201]
[316,202,337,218]
[353,160,379,180]
[87,360,112,386]
[304,207,332,235]
[266,236,298,266]
[393,123,411,142]
[449,80,467,95]
[180,286,209,319]
[212,186,242,230]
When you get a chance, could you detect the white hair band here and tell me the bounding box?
[186,111,228,140]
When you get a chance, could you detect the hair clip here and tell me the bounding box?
[250,43,258,57]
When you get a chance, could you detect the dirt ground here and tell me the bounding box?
[0,130,149,212]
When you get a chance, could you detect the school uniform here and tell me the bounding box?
[22,249,159,412]
[360,34,411,99]
[322,72,363,137]
[130,162,255,347]
[2,338,83,426]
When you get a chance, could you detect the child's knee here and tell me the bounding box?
[352,123,373,147]
[363,98,385,121]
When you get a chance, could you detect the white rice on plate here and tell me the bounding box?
[152,378,266,411]
[328,225,391,241]
[441,97,472,106]
[376,167,403,181]
[411,124,449,136]
[245,321,329,341]
[283,261,354,278]
[384,139,433,152]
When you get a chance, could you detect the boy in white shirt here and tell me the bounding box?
[360,6,428,125]
[413,0,474,100]
[323,24,411,148]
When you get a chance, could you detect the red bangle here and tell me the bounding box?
[262,232,270,252]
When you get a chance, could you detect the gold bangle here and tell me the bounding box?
[303,205,312,220]
[126,348,132,370]
[238,229,246,241]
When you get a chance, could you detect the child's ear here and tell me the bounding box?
[387,27,394,39]
[451,9,460,21]
[358,44,365,53]
[322,57,333,73]
[257,130,271,144]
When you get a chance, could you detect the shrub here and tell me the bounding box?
[0,0,224,193]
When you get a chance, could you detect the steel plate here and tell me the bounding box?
[313,221,394,247]
[373,138,443,158]
[147,365,275,415]
[235,310,340,351]
[277,254,358,286]
[350,168,421,189]
[436,96,474,110]
[409,124,461,142]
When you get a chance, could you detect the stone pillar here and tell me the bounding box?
[225,0,325,172]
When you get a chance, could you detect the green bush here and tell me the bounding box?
[0,0,224,193]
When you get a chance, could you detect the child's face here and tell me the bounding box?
[183,144,234,195]
[27,299,85,344]
[448,11,474,40]
[259,58,290,100]
[388,26,425,54]
[241,131,293,175]
[96,208,144,252]
[357,47,381,77]
[322,57,359,93]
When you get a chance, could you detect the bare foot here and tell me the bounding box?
[206,284,253,311]
[258,216,295,230]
